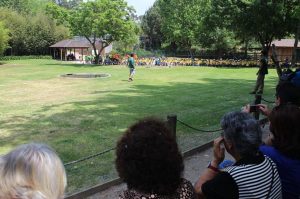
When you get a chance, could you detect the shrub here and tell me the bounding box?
[0,55,52,61]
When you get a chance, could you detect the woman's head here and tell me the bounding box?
[221,112,262,157]
[269,104,300,159]
[0,143,66,199]
[116,117,183,195]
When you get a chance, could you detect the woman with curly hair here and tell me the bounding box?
[116,118,196,199]
[0,143,66,199]
[260,104,300,198]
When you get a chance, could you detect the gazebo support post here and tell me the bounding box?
[60,48,63,60]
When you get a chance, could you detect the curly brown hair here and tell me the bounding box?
[269,104,300,159]
[115,117,184,195]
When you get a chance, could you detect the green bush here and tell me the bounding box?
[0,55,52,61]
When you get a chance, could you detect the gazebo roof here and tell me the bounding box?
[50,37,102,48]
[271,39,300,48]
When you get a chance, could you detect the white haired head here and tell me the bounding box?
[0,143,67,199]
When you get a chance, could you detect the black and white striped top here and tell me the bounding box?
[222,155,282,199]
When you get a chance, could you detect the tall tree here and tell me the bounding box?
[47,0,139,64]
[210,0,299,53]
[291,5,300,67]
[0,7,69,55]
[157,0,209,57]
[141,1,163,50]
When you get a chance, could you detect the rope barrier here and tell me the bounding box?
[177,117,269,133]
[261,97,275,104]
[64,147,116,167]
[176,119,223,133]
[63,117,269,167]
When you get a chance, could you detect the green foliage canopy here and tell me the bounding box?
[0,7,70,55]
[0,21,10,55]
[141,1,163,50]
[47,0,139,63]
[210,0,300,52]
[157,0,208,53]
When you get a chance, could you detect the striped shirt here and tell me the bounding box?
[222,155,282,198]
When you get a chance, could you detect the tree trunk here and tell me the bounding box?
[244,40,248,58]
[291,22,300,67]
[189,49,194,65]
[271,44,282,78]
[91,43,99,64]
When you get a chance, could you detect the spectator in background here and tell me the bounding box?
[250,50,269,94]
[291,67,300,87]
[0,143,66,199]
[257,82,300,116]
[243,81,300,116]
[282,57,290,68]
[194,112,281,199]
[260,104,300,199]
[116,118,196,199]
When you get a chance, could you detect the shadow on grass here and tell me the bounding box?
[0,77,277,193]
[44,63,110,68]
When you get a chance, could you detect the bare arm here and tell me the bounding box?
[194,137,225,198]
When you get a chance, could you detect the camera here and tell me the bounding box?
[249,105,258,113]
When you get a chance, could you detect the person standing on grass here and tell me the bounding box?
[127,53,135,81]
[250,50,269,94]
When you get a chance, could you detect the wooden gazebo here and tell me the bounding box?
[50,37,102,61]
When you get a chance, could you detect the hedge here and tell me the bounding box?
[0,55,52,61]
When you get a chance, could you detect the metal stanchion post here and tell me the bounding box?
[166,115,177,139]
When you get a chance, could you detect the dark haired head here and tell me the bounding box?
[269,104,300,159]
[116,118,183,195]
[130,53,134,57]
[275,82,300,106]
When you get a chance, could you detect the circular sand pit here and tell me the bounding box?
[61,73,111,78]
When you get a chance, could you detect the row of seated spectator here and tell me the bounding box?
[0,83,299,199]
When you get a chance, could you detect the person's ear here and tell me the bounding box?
[276,96,281,106]
[224,139,233,151]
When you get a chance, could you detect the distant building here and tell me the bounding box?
[50,36,113,61]
[271,39,300,62]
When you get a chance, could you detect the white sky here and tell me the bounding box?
[126,0,156,16]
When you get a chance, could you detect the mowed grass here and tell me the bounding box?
[0,59,278,193]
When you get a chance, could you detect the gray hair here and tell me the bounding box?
[0,143,66,199]
[221,112,262,156]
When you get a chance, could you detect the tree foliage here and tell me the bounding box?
[210,0,299,52]
[47,0,139,63]
[0,21,10,55]
[0,0,53,14]
[0,7,70,55]
[157,0,208,54]
[141,1,163,50]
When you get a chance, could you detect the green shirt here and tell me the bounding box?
[128,57,135,68]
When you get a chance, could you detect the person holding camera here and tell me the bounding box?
[244,81,300,116]
[194,111,281,199]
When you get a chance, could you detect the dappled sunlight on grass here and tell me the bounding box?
[0,59,279,193]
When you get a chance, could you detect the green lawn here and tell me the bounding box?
[0,59,278,194]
